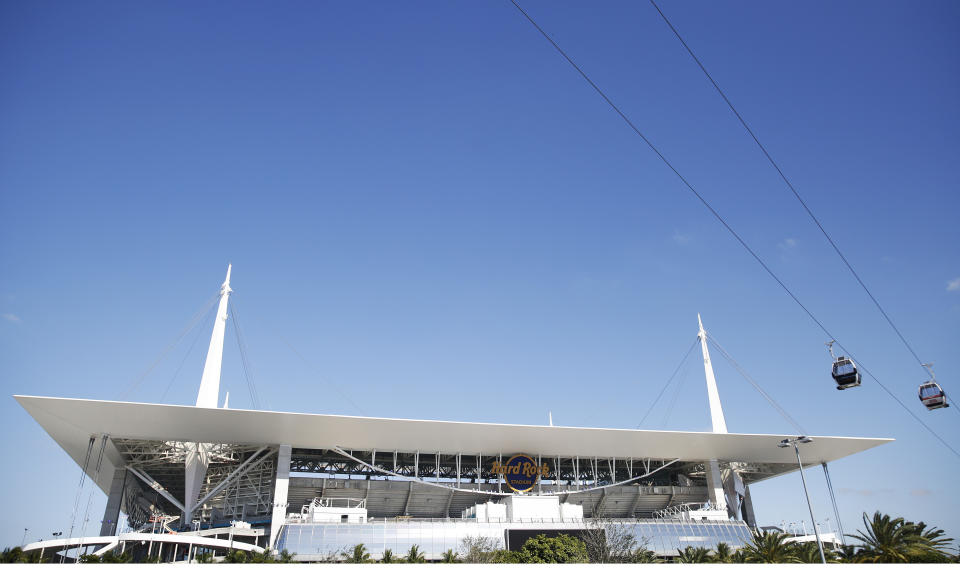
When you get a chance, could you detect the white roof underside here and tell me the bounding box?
[16,395,891,493]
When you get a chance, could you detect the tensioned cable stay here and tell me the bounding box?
[648,0,956,416]
[229,299,264,410]
[158,307,215,404]
[63,436,95,563]
[279,336,368,416]
[117,292,220,401]
[706,333,806,435]
[661,346,693,429]
[507,0,960,458]
[636,337,698,428]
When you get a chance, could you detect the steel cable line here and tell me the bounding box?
[636,337,698,428]
[159,306,215,404]
[507,1,960,458]
[706,333,806,435]
[229,298,264,410]
[648,0,956,415]
[278,336,369,416]
[660,348,692,429]
[63,437,95,563]
[116,292,220,401]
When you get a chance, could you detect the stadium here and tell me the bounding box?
[16,267,890,562]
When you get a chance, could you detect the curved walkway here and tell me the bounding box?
[23,531,265,558]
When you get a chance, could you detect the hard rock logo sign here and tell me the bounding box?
[490,454,550,493]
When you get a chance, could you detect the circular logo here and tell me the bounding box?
[495,454,545,493]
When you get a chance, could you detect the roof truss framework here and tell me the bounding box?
[114,437,278,526]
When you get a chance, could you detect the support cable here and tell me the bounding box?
[636,337,698,428]
[77,434,109,558]
[279,336,368,416]
[159,305,216,404]
[821,462,846,547]
[117,292,219,401]
[507,0,960,458]
[660,347,693,429]
[648,0,955,414]
[229,299,263,410]
[706,333,806,435]
[63,436,95,563]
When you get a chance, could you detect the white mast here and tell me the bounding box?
[195,264,232,409]
[185,264,232,527]
[698,314,729,515]
[698,313,728,434]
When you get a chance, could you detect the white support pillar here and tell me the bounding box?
[100,467,126,536]
[268,445,291,551]
[742,485,757,528]
[704,460,726,511]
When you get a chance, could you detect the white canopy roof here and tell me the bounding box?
[16,394,891,495]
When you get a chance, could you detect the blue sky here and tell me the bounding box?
[1,0,958,549]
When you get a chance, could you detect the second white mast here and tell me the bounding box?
[698,313,728,434]
[195,264,232,409]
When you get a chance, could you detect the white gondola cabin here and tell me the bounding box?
[826,341,861,390]
[919,381,948,410]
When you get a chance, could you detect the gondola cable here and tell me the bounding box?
[507,0,960,458]
[647,0,954,413]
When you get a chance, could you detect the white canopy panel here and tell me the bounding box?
[17,394,891,493]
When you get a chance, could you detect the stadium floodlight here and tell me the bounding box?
[778,436,826,564]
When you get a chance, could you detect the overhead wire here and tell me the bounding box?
[279,336,369,416]
[707,333,806,435]
[507,0,960,457]
[116,291,220,401]
[647,0,956,416]
[229,297,264,410]
[637,337,698,428]
[660,347,692,429]
[159,302,217,404]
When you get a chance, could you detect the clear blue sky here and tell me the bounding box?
[1,0,958,549]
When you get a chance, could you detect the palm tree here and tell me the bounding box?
[850,512,954,563]
[916,522,956,562]
[223,549,248,563]
[834,544,861,563]
[740,530,800,563]
[406,544,426,563]
[441,549,460,563]
[343,543,371,564]
[631,548,662,563]
[277,550,296,563]
[381,549,397,563]
[794,541,835,563]
[712,542,734,563]
[675,546,712,563]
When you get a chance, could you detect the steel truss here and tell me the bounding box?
[112,438,279,528]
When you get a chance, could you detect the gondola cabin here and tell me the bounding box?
[918,381,948,410]
[831,357,861,390]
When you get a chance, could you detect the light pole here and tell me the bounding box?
[21,528,28,547]
[779,436,826,564]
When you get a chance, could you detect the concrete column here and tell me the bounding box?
[741,485,757,528]
[704,459,726,512]
[99,467,126,536]
[268,445,291,551]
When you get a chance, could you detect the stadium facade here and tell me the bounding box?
[17,267,890,561]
